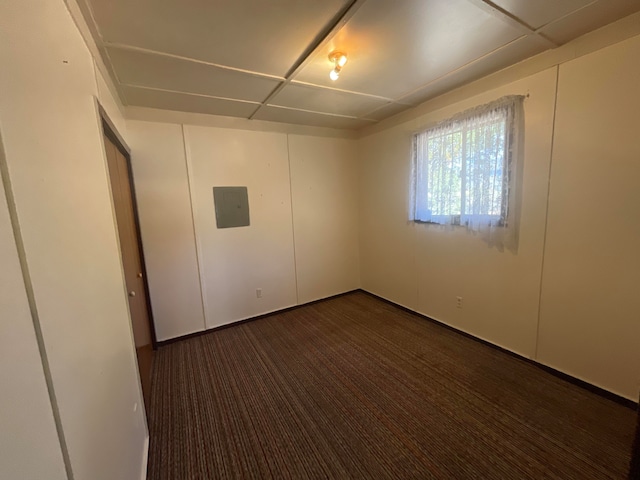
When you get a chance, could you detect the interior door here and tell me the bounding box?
[103,131,154,409]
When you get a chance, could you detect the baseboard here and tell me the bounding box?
[155,287,637,410]
[359,289,638,411]
[156,289,360,347]
[139,433,149,480]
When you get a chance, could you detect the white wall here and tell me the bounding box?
[186,126,298,327]
[0,0,148,479]
[358,35,640,400]
[128,120,360,340]
[0,157,67,480]
[128,121,206,340]
[359,68,556,359]
[289,135,360,304]
[129,30,640,401]
[537,35,640,400]
[2,4,636,480]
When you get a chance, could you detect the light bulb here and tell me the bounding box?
[328,51,347,80]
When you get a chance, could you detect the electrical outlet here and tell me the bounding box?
[456,296,463,309]
[256,288,262,299]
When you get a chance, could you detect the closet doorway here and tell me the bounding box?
[102,120,155,410]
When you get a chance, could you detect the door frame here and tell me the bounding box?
[631,404,640,478]
[100,107,158,350]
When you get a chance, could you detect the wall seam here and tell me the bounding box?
[534,64,561,361]
[97,103,150,441]
[355,143,363,290]
[182,125,209,331]
[0,128,74,479]
[91,58,100,100]
[286,134,300,305]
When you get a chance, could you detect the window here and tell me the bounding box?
[412,95,524,251]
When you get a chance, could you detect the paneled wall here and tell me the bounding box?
[358,36,640,400]
[359,68,556,359]
[0,153,67,480]
[129,122,360,340]
[186,126,298,328]
[289,135,360,304]
[536,35,640,399]
[127,122,206,340]
[0,0,148,478]
[3,2,638,480]
[131,34,640,400]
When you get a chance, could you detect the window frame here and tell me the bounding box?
[411,96,523,229]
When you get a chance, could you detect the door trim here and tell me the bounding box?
[631,403,640,478]
[100,109,158,350]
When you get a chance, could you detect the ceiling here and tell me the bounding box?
[80,0,640,130]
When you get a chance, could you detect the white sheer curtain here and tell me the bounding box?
[412,95,525,252]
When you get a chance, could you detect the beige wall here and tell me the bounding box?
[130,31,640,400]
[358,36,640,400]
[359,68,556,358]
[537,35,640,400]
[0,0,148,479]
[96,68,128,142]
[128,121,360,340]
[127,121,206,340]
[3,2,638,479]
[186,126,299,328]
[0,152,67,480]
[289,135,360,304]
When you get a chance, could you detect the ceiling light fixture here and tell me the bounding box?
[328,51,347,81]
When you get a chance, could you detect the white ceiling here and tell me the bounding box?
[80,0,640,130]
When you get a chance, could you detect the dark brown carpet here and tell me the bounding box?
[147,291,636,479]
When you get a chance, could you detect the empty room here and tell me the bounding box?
[2,0,640,479]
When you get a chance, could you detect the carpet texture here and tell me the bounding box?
[147,292,636,479]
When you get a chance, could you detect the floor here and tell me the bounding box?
[147,292,636,479]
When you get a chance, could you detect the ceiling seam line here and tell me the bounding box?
[471,0,559,48]
[69,0,131,105]
[103,43,286,81]
[100,41,131,106]
[394,35,532,104]
[249,0,367,120]
[287,80,398,102]
[533,0,599,34]
[76,0,105,41]
[265,104,367,120]
[120,84,263,105]
[476,0,537,32]
[359,103,397,119]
